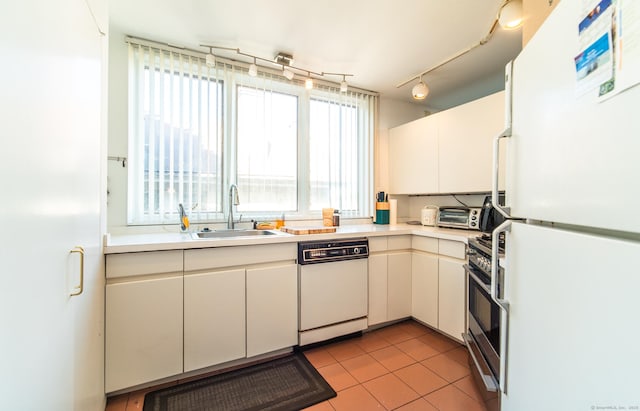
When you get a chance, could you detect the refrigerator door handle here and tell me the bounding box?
[492,128,512,219]
[492,219,511,394]
[492,60,514,219]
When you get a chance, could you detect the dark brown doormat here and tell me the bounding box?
[143,353,336,411]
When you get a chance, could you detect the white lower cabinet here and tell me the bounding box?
[368,253,388,326]
[437,257,466,341]
[246,264,298,357]
[411,237,467,343]
[367,236,412,326]
[387,252,412,321]
[411,252,439,328]
[105,251,184,393]
[184,269,246,372]
[106,244,297,392]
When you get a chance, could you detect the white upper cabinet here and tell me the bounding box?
[389,91,505,194]
[389,115,439,194]
[438,91,506,193]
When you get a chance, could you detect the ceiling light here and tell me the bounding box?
[340,75,348,93]
[412,77,429,100]
[499,0,523,29]
[283,66,295,80]
[305,72,314,89]
[248,57,258,77]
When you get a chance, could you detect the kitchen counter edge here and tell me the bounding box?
[103,224,479,254]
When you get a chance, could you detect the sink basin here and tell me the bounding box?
[191,229,280,239]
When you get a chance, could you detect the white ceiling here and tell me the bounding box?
[110,0,522,110]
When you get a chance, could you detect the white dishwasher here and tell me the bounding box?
[298,238,369,346]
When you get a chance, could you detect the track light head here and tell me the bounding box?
[499,0,523,29]
[412,79,429,100]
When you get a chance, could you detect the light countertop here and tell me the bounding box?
[104,223,480,254]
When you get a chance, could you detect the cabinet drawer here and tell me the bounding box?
[412,236,438,254]
[368,236,388,252]
[438,240,466,260]
[106,250,183,279]
[388,235,411,250]
[185,243,296,271]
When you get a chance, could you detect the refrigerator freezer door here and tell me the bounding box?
[507,0,640,233]
[501,222,640,411]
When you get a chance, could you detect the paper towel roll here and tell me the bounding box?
[389,199,397,225]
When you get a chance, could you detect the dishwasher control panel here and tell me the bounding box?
[298,238,369,265]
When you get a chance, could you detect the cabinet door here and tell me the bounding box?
[368,254,388,326]
[184,269,246,372]
[411,252,439,328]
[438,257,466,342]
[438,91,505,193]
[387,252,412,320]
[246,264,298,357]
[105,276,183,392]
[389,116,439,194]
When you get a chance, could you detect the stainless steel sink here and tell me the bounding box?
[191,229,281,239]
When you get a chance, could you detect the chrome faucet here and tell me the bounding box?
[227,184,240,229]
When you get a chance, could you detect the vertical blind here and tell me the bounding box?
[127,38,377,225]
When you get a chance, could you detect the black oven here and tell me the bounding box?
[463,236,503,406]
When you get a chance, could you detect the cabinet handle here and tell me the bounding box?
[70,246,85,297]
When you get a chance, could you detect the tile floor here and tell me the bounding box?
[105,320,494,411]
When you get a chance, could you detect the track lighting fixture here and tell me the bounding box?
[200,44,353,91]
[282,66,295,80]
[412,76,429,100]
[340,75,348,93]
[248,57,258,77]
[396,0,523,101]
[305,72,314,89]
[205,47,216,67]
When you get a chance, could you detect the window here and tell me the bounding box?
[128,44,223,224]
[237,86,298,212]
[127,40,376,225]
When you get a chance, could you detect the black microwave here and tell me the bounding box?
[479,194,506,234]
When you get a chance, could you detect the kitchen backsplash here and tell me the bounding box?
[391,193,489,222]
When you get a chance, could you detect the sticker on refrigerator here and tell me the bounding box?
[575,0,614,96]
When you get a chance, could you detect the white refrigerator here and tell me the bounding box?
[491,0,640,410]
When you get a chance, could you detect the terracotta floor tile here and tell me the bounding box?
[395,337,441,361]
[418,332,461,353]
[105,395,128,411]
[396,321,432,338]
[362,373,420,410]
[393,363,449,396]
[326,340,367,362]
[395,397,440,411]
[369,345,416,371]
[356,332,392,353]
[303,399,336,410]
[340,353,389,383]
[422,352,471,383]
[374,325,415,344]
[305,347,338,368]
[443,345,471,368]
[329,385,385,411]
[425,384,488,411]
[125,391,145,411]
[317,363,359,392]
